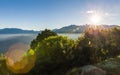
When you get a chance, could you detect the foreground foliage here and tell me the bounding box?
[30,36,75,75]
[73,26,120,65]
[30,29,57,49]
[0,27,120,75]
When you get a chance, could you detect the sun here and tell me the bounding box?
[90,14,101,25]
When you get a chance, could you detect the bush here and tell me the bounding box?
[97,57,120,75]
[74,27,120,65]
[29,36,75,75]
[31,29,57,49]
[36,36,74,64]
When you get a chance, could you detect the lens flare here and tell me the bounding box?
[5,43,36,73]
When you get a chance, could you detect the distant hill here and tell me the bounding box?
[0,28,39,34]
[0,25,119,34]
[53,25,120,33]
[53,25,88,33]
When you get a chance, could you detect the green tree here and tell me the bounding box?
[36,36,74,63]
[30,29,57,49]
[29,36,75,75]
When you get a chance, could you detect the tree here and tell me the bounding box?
[29,36,75,75]
[36,36,74,64]
[30,29,57,49]
[74,26,120,66]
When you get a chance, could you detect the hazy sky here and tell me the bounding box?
[0,0,120,30]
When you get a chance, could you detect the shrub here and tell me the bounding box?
[74,27,120,65]
[36,36,74,64]
[30,29,57,49]
[29,36,75,75]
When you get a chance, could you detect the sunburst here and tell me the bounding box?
[90,14,101,25]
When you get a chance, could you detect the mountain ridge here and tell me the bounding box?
[0,25,119,34]
[53,25,120,33]
[0,28,39,34]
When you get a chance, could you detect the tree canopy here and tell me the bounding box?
[30,29,57,49]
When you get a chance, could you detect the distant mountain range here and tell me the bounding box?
[0,28,39,34]
[0,25,119,34]
[53,25,87,33]
[53,25,120,33]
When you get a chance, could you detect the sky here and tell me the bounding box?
[0,0,120,30]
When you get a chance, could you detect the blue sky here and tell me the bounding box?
[0,0,120,30]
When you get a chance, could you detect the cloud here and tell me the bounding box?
[105,13,109,16]
[86,10,111,16]
[86,10,95,14]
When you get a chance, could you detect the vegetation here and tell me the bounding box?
[0,26,120,75]
[30,29,57,49]
[29,35,75,75]
[97,56,120,75]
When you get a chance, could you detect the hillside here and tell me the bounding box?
[53,25,119,33]
[0,25,119,34]
[0,28,39,34]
